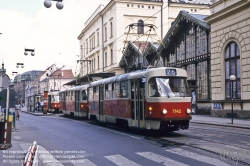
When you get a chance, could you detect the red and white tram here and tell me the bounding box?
[88,67,192,131]
[48,91,60,113]
[59,85,89,118]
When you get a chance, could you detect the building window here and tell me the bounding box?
[94,58,95,71]
[137,20,144,34]
[105,52,107,67]
[80,45,83,59]
[97,31,99,46]
[110,48,113,65]
[86,40,88,53]
[92,59,93,72]
[104,26,107,41]
[225,42,241,99]
[110,22,113,38]
[98,55,100,69]
[83,43,85,57]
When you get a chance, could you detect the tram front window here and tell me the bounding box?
[148,77,189,97]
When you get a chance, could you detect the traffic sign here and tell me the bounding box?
[0,74,10,92]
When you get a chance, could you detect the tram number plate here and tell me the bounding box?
[173,109,181,113]
[166,69,177,76]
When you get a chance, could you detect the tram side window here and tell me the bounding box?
[88,88,93,100]
[105,84,112,99]
[93,87,99,99]
[113,83,119,98]
[59,93,64,101]
[81,90,88,100]
[120,81,128,98]
[66,92,69,101]
[70,91,74,100]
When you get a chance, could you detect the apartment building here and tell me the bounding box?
[77,0,211,78]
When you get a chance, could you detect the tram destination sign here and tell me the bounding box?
[165,69,177,76]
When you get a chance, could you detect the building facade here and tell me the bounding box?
[77,0,211,78]
[205,0,250,118]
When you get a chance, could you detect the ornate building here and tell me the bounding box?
[205,0,250,118]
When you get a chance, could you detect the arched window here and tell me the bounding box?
[225,42,241,99]
[137,20,144,34]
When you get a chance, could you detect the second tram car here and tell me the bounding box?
[88,67,192,131]
[59,84,89,118]
[48,91,60,113]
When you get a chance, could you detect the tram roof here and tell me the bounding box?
[89,67,187,87]
[63,72,115,86]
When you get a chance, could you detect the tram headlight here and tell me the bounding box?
[186,108,191,114]
[149,106,152,111]
[162,109,167,114]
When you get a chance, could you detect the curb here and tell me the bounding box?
[20,110,54,116]
[190,121,250,129]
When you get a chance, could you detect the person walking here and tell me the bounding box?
[15,102,21,120]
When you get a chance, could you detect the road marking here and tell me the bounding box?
[136,152,189,166]
[14,136,21,140]
[165,148,231,166]
[105,154,141,166]
[71,159,97,166]
[38,145,64,166]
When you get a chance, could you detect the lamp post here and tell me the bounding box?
[44,0,64,10]
[24,48,35,56]
[16,63,24,68]
[12,72,18,76]
[229,75,236,124]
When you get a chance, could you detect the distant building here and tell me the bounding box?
[21,64,75,112]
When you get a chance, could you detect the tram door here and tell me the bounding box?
[99,85,105,122]
[75,90,80,117]
[131,79,145,128]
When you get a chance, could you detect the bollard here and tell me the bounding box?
[23,141,37,166]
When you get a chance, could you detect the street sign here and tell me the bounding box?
[0,74,10,92]
[142,76,146,84]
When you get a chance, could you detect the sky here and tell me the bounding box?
[0,0,110,80]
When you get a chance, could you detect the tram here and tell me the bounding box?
[48,91,60,113]
[88,67,192,131]
[59,84,89,118]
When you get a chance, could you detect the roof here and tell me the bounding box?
[49,69,74,79]
[143,42,160,56]
[169,0,211,5]
[158,10,210,52]
[119,41,149,67]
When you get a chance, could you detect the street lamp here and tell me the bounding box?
[16,63,24,68]
[12,72,18,76]
[24,48,35,56]
[44,0,64,10]
[230,75,236,124]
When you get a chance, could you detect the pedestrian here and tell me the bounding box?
[15,102,21,120]
[36,100,40,112]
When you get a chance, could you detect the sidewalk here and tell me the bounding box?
[20,107,53,116]
[191,114,250,129]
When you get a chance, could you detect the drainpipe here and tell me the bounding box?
[161,2,163,40]
[99,12,104,72]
